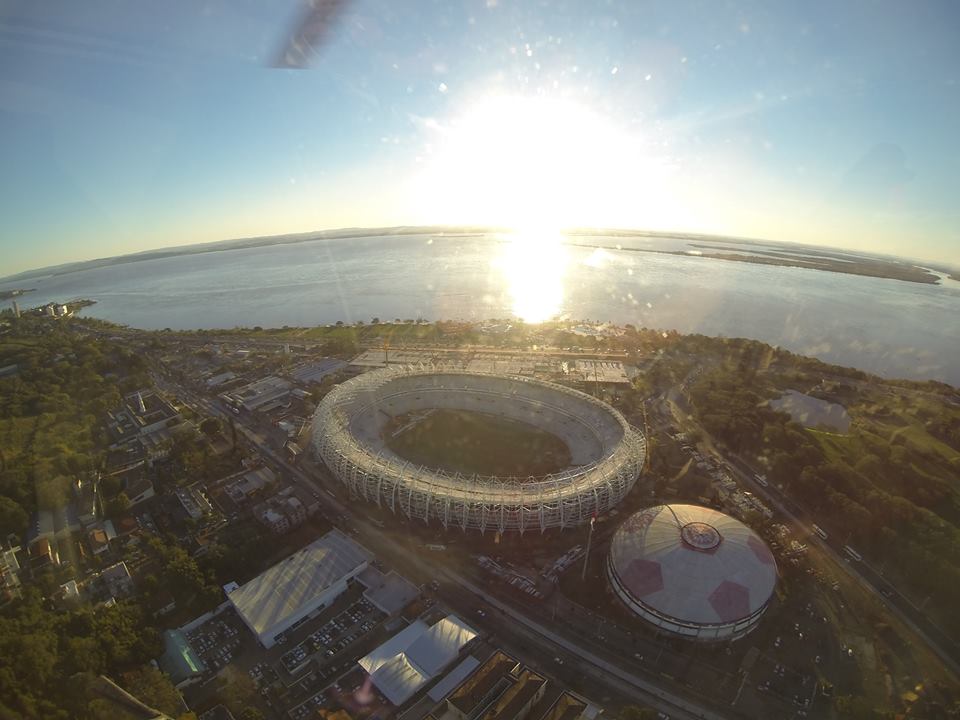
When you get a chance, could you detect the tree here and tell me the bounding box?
[121,666,185,718]
[0,496,28,538]
[834,694,886,719]
[36,475,71,511]
[217,666,258,718]
[98,474,122,498]
[105,492,130,519]
[238,709,265,720]
[199,417,222,438]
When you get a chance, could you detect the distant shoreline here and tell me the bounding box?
[0,227,493,284]
[1,225,951,287]
[566,241,940,285]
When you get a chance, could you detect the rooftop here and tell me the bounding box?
[608,504,778,626]
[360,615,477,706]
[359,567,420,615]
[486,671,544,720]
[227,529,372,636]
[159,629,207,685]
[536,693,587,720]
[222,376,292,410]
[449,652,518,716]
[290,358,347,384]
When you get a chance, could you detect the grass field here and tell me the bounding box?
[384,409,572,478]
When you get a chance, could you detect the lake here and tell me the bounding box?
[769,390,852,433]
[4,233,959,386]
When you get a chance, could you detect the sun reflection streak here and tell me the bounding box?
[494,229,567,323]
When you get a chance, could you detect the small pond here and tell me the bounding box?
[770,390,851,433]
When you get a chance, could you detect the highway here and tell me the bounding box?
[722,451,960,677]
[662,384,960,678]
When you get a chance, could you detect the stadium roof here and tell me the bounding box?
[359,615,477,706]
[228,530,372,637]
[609,504,777,626]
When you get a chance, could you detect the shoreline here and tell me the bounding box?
[3,226,950,287]
[566,241,940,284]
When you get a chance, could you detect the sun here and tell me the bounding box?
[410,92,687,230]
[408,92,690,322]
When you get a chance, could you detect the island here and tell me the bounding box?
[0,288,34,300]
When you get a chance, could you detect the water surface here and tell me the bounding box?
[4,234,958,385]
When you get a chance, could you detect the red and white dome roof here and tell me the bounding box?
[609,504,777,626]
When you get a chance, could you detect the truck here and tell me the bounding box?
[844,545,862,562]
[812,524,828,540]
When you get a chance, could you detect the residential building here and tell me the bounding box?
[176,486,213,521]
[28,537,60,569]
[106,390,181,446]
[0,547,22,603]
[251,486,318,534]
[99,561,134,598]
[125,474,156,506]
[224,466,275,504]
[74,476,98,525]
[221,376,292,413]
[88,528,109,556]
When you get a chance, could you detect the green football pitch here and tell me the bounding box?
[384,408,572,478]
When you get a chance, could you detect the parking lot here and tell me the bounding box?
[281,597,386,675]
[186,608,250,672]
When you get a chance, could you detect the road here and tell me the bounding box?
[661,383,960,678]
[721,452,960,677]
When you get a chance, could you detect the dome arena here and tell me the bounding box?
[607,504,777,641]
[312,367,646,533]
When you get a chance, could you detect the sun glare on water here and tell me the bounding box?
[495,228,568,323]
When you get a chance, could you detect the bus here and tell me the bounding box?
[844,545,862,562]
[812,524,828,540]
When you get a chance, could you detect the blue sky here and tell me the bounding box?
[1,0,959,276]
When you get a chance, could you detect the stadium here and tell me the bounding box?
[606,504,777,641]
[312,366,646,533]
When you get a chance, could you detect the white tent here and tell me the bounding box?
[358,615,477,706]
[368,653,430,706]
[359,620,428,675]
[406,615,478,678]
